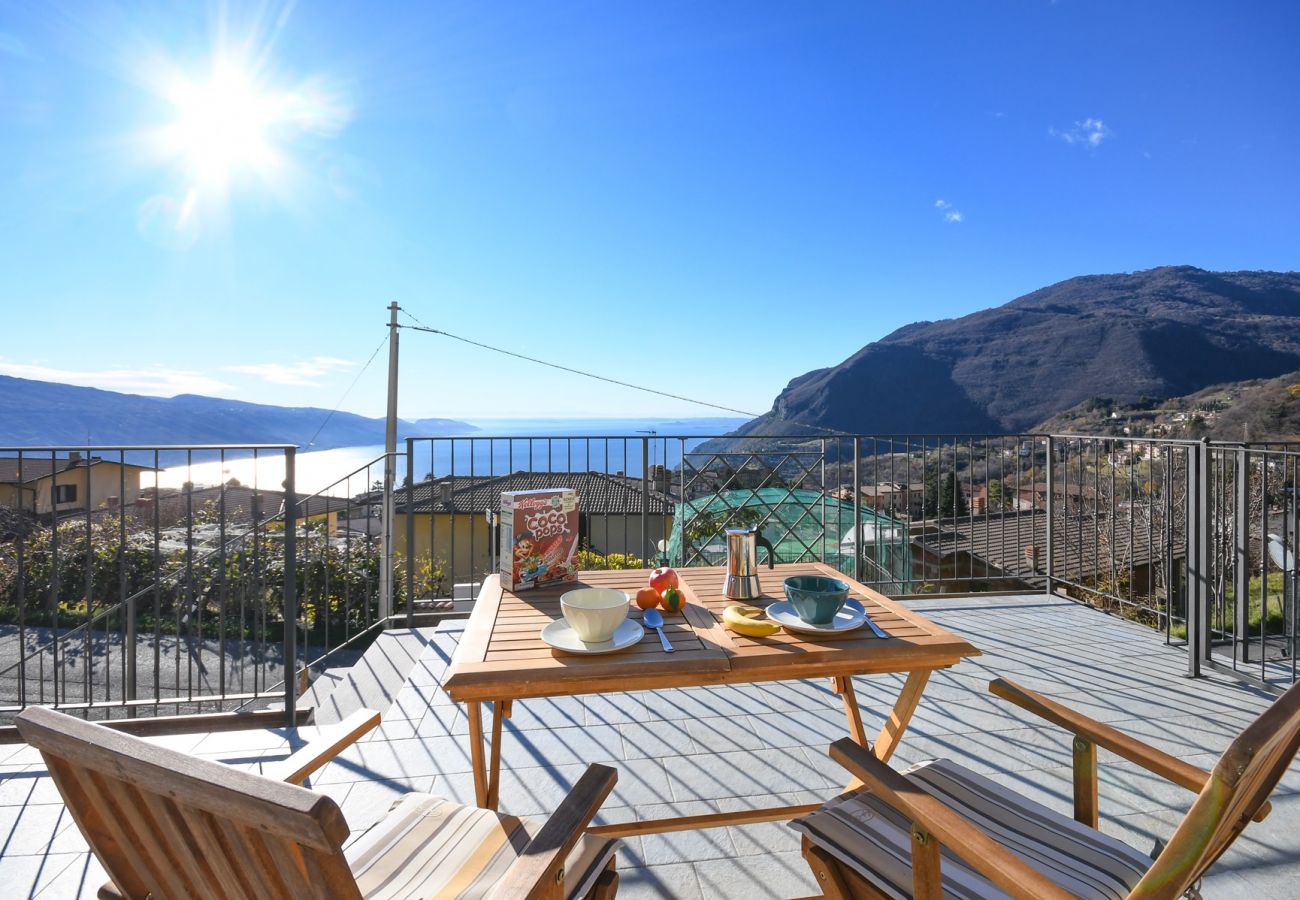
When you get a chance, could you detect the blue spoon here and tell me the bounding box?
[642,607,675,653]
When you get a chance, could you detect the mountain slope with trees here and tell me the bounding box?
[1036,368,1300,441]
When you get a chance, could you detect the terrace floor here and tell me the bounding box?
[2,594,1298,898]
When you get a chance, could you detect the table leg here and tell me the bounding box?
[873,670,930,764]
[486,699,512,811]
[467,701,488,807]
[832,676,870,747]
[832,675,870,791]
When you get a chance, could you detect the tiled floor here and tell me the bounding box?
[2,594,1297,898]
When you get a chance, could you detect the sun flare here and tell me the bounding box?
[133,28,352,246]
[159,61,283,188]
[165,64,279,186]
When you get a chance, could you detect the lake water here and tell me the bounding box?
[150,417,744,495]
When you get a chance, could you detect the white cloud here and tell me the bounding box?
[0,359,234,396]
[1050,117,1113,148]
[935,199,963,223]
[224,356,353,386]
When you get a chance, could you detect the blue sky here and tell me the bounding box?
[1,1,1297,421]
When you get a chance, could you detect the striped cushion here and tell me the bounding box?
[347,793,619,899]
[791,759,1151,900]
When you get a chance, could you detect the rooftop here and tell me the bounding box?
[2,594,1294,899]
[396,470,675,515]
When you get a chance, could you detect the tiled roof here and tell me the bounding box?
[396,471,673,515]
[913,510,1184,577]
[0,455,154,485]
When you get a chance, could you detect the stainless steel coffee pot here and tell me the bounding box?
[723,526,776,600]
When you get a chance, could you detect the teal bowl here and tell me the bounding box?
[783,575,850,625]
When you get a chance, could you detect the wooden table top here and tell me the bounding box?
[444,562,980,702]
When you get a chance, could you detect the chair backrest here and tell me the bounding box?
[1131,678,1300,899]
[16,706,362,900]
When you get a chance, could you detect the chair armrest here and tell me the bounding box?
[827,738,1077,900]
[487,763,618,900]
[263,709,381,785]
[990,678,1210,793]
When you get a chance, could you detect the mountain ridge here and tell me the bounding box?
[0,375,475,447]
[732,266,1300,439]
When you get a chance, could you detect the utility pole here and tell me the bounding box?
[380,302,400,620]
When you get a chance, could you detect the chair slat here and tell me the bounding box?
[83,764,196,899]
[213,817,283,900]
[187,808,266,900]
[138,787,230,897]
[257,832,324,900]
[18,706,347,850]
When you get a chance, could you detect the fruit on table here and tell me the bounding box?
[634,587,661,610]
[723,604,780,637]
[660,586,684,613]
[648,566,679,595]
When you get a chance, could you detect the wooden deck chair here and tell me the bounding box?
[16,706,621,900]
[792,676,1300,900]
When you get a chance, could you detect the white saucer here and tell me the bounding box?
[541,618,645,655]
[766,597,867,635]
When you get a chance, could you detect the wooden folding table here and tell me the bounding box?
[444,562,979,838]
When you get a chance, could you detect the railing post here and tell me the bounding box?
[126,591,137,712]
[853,437,862,583]
[1234,447,1251,665]
[283,447,298,727]
[406,438,415,627]
[641,437,650,564]
[1045,435,1056,596]
[1186,439,1210,678]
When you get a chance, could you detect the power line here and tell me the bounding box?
[397,308,850,436]
[305,333,390,447]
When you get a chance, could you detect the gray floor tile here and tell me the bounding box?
[614,860,703,900]
[693,849,819,899]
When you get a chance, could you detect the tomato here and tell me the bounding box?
[635,587,661,610]
[648,566,679,595]
[661,586,684,613]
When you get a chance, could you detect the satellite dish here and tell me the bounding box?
[1267,534,1295,573]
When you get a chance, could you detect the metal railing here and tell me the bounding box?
[1194,443,1300,688]
[5,432,1293,725]
[398,432,1298,689]
[0,446,303,724]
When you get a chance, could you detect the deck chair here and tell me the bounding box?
[16,706,621,900]
[792,676,1300,900]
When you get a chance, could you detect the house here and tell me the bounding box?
[859,482,926,520]
[0,453,154,517]
[393,470,675,587]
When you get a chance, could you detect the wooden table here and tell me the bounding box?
[444,562,980,838]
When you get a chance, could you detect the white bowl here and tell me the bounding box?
[560,588,630,643]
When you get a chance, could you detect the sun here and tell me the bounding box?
[160,60,284,189]
[130,24,352,247]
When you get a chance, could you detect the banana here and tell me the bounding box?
[723,604,781,638]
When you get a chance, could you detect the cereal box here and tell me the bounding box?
[500,488,579,591]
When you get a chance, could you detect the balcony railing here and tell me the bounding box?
[2,431,1295,728]
[399,432,1298,690]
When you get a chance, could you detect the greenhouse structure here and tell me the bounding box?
[665,487,911,593]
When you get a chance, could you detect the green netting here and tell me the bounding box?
[666,487,911,590]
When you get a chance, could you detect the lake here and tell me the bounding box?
[150,417,744,496]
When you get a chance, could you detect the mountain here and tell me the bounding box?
[1036,368,1300,442]
[728,266,1300,439]
[0,376,475,447]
